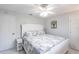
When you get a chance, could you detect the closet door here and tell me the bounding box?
[69,14,79,50]
[0,13,16,51]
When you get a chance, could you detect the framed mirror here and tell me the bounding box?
[51,20,57,29]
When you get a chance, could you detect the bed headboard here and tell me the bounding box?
[21,24,44,37]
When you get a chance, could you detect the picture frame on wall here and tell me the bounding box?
[51,20,57,29]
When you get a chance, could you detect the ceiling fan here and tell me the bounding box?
[32,4,55,17]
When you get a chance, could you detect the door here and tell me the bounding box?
[69,14,79,50]
[0,13,16,51]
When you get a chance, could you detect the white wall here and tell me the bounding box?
[16,14,45,38]
[45,15,69,38]
[0,11,17,51]
[0,10,44,51]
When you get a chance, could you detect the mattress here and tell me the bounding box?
[23,34,66,54]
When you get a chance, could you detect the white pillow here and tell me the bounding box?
[37,30,45,35]
[23,30,45,37]
[23,31,37,37]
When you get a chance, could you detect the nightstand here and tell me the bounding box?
[16,38,23,51]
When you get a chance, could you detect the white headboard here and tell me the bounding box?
[21,24,44,37]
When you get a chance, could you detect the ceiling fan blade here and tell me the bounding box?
[46,4,55,10]
[46,7,54,10]
[47,11,55,14]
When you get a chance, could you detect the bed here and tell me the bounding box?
[21,24,69,54]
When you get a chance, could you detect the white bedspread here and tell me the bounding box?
[24,34,66,53]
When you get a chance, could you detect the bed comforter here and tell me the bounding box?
[23,34,66,54]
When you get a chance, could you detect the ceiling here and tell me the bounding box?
[0,4,79,18]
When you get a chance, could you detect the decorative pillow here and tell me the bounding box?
[30,31,37,36]
[23,30,45,37]
[23,31,37,37]
[37,30,45,35]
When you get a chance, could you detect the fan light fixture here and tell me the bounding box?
[32,4,55,17]
[39,4,55,17]
[40,12,48,17]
